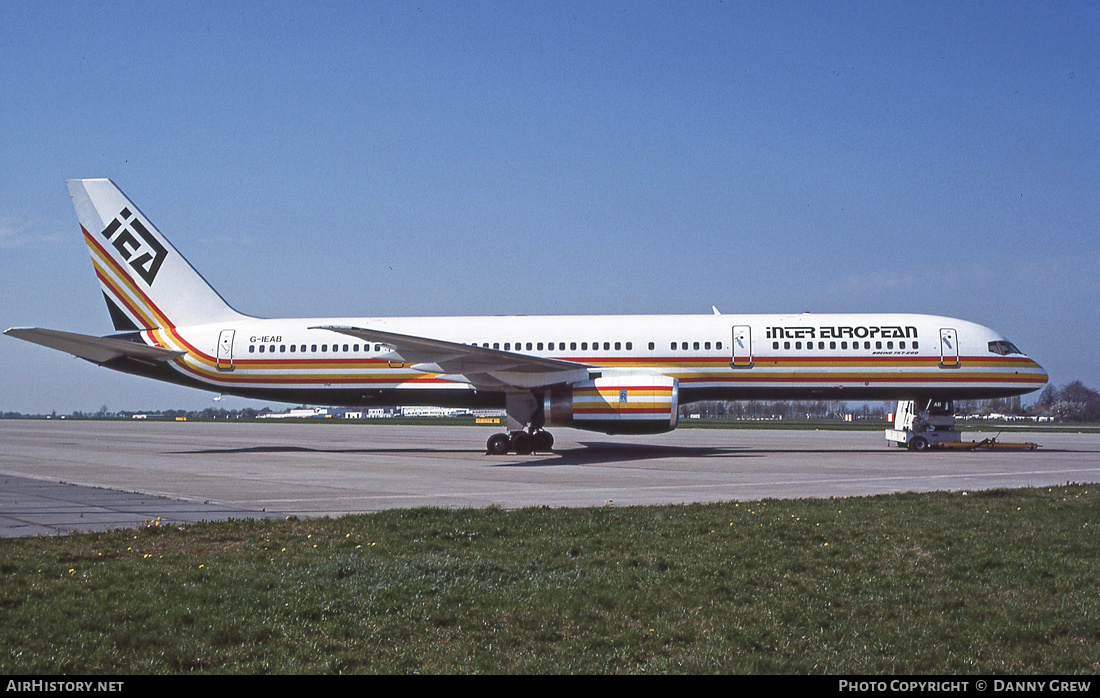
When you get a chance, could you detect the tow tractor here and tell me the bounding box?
[885,399,960,451]
[884,399,1039,451]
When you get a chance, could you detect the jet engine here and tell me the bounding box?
[544,375,679,435]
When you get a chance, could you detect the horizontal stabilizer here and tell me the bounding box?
[4,327,186,365]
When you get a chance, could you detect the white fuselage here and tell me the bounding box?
[136,312,1046,407]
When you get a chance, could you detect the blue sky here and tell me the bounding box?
[1,1,1097,413]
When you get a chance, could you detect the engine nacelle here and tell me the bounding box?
[544,375,679,435]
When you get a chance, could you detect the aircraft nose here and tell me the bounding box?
[1032,358,1049,388]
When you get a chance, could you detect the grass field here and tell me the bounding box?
[1,486,1096,674]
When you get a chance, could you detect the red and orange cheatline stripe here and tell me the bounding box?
[85,228,171,330]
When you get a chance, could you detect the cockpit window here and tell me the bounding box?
[988,340,1022,356]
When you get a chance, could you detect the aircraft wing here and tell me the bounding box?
[4,327,186,365]
[313,325,593,389]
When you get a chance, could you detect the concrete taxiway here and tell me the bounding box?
[2,420,1098,537]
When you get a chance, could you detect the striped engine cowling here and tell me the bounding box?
[544,375,679,435]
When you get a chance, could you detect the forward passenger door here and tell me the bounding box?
[939,328,959,368]
[732,325,753,368]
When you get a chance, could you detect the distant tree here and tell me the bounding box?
[1052,400,1086,421]
[1060,381,1097,405]
[1036,384,1058,410]
[1043,381,1100,422]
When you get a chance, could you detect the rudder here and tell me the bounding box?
[67,179,246,330]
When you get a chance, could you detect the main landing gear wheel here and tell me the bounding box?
[511,431,534,455]
[486,433,510,455]
[486,429,555,455]
[531,430,554,452]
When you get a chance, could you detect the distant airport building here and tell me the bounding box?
[398,406,469,418]
[259,408,330,419]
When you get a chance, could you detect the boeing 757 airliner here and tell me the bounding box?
[6,179,1048,454]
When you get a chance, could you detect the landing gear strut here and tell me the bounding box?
[485,391,556,455]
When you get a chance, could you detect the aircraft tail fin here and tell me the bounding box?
[67,179,246,330]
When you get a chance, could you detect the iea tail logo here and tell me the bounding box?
[99,207,168,285]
